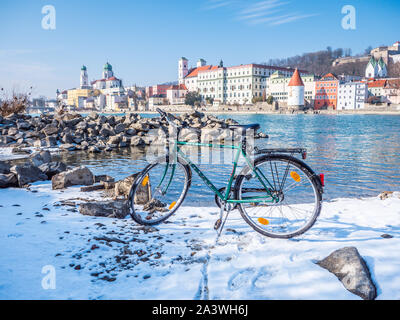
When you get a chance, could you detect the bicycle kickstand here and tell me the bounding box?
[214,202,232,239]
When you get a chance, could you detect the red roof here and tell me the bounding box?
[368,80,386,88]
[320,73,338,81]
[288,69,304,86]
[185,65,214,78]
[167,84,188,90]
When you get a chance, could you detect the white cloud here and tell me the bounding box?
[204,0,317,26]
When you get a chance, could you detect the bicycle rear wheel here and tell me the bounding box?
[235,154,322,238]
[129,156,191,225]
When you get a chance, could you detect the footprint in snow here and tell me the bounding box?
[228,268,255,291]
[251,267,275,290]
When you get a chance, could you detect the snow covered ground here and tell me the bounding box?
[0,182,400,300]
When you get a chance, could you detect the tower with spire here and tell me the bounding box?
[287,68,305,108]
[103,62,114,79]
[80,65,90,89]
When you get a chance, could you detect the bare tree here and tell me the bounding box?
[0,87,32,117]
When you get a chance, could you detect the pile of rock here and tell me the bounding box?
[0,150,67,188]
[0,110,268,153]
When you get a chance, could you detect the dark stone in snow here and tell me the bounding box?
[316,247,377,300]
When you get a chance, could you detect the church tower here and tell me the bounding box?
[103,62,114,79]
[80,65,89,89]
[178,57,188,85]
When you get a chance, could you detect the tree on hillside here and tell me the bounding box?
[389,62,400,78]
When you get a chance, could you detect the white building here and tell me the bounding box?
[337,82,368,110]
[91,62,125,110]
[166,84,188,105]
[365,57,388,78]
[266,71,317,105]
[180,57,307,105]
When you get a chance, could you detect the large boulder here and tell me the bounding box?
[79,200,129,219]
[10,164,48,187]
[114,173,151,204]
[42,124,59,136]
[316,247,377,300]
[52,166,94,190]
[0,173,18,188]
[30,151,52,167]
[39,162,67,179]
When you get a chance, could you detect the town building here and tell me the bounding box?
[337,82,368,110]
[314,73,340,110]
[382,79,400,104]
[166,84,188,105]
[365,57,388,78]
[266,70,317,107]
[149,94,167,110]
[180,57,308,105]
[367,79,387,101]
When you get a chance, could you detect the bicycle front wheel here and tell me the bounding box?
[129,156,191,225]
[235,154,322,238]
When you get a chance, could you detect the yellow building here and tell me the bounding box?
[67,88,93,108]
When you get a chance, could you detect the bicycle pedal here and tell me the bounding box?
[214,219,222,230]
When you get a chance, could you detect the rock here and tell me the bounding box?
[59,143,76,151]
[80,184,105,192]
[379,191,393,200]
[88,111,99,120]
[108,135,121,145]
[52,166,94,190]
[39,162,67,179]
[130,136,144,147]
[0,136,15,145]
[12,147,32,155]
[79,200,129,219]
[94,175,115,183]
[99,124,115,137]
[0,161,11,174]
[0,173,18,188]
[30,151,52,167]
[10,164,48,187]
[62,133,75,144]
[42,125,59,136]
[88,146,101,153]
[114,173,151,204]
[316,247,377,300]
[114,123,125,134]
[17,121,31,130]
[380,234,394,239]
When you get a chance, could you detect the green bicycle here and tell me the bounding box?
[128,108,324,239]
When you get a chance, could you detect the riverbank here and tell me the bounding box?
[0,180,399,299]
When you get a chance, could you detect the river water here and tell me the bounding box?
[55,114,400,205]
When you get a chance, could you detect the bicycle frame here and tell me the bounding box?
[159,138,279,205]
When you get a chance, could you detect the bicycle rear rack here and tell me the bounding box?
[255,147,307,160]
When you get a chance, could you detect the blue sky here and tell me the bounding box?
[0,0,399,98]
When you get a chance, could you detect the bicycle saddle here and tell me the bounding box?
[228,123,260,134]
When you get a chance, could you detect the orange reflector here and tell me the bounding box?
[290,171,301,182]
[141,176,149,187]
[258,217,269,225]
[169,201,177,210]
